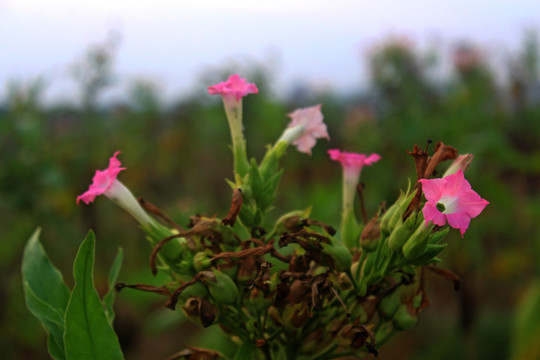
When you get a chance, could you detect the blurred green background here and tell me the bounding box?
[2,32,540,359]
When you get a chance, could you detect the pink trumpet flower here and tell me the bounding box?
[77,151,125,205]
[286,104,329,155]
[419,169,489,237]
[328,150,381,179]
[77,152,153,227]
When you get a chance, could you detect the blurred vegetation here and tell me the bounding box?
[1,31,540,359]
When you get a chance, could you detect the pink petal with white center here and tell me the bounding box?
[445,212,471,237]
[422,201,447,226]
[207,74,258,101]
[418,178,446,203]
[77,151,126,205]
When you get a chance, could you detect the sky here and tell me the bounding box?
[1,0,539,104]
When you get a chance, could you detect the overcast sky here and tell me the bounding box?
[1,0,539,104]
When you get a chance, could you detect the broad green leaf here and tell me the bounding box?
[64,231,123,360]
[24,283,66,360]
[103,248,124,324]
[22,228,71,315]
[22,228,70,360]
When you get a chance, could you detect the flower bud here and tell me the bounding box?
[360,217,380,252]
[443,154,473,177]
[380,204,399,235]
[193,252,213,272]
[206,270,240,305]
[178,282,209,303]
[388,213,418,253]
[378,290,401,319]
[402,224,433,261]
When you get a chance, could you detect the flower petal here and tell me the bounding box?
[458,190,490,217]
[419,178,446,203]
[422,201,447,226]
[287,104,329,155]
[208,74,258,101]
[77,152,125,205]
[442,169,471,197]
[445,212,471,237]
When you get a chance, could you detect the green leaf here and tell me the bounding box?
[22,228,71,315]
[22,228,70,360]
[103,248,123,324]
[248,159,264,199]
[64,231,123,360]
[23,283,67,360]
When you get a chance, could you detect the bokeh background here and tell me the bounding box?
[2,1,540,359]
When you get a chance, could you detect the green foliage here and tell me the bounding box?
[22,229,124,360]
[22,228,70,360]
[64,231,123,360]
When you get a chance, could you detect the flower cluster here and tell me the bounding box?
[72,75,489,359]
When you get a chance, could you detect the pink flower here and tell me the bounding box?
[207,74,258,101]
[419,169,489,237]
[328,149,381,172]
[77,151,125,205]
[287,105,329,155]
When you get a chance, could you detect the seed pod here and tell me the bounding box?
[206,270,240,305]
[392,305,417,330]
[178,282,209,303]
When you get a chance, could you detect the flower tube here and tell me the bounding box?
[208,74,258,176]
[328,149,381,248]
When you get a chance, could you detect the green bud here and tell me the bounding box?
[193,252,212,272]
[378,290,401,319]
[402,224,433,261]
[178,282,209,303]
[393,305,417,331]
[380,204,399,235]
[388,214,418,253]
[206,270,240,305]
[178,260,194,275]
[388,205,403,232]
